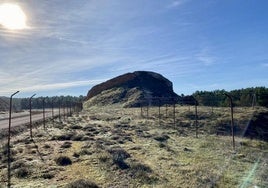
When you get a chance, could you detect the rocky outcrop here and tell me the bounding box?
[84,71,180,108]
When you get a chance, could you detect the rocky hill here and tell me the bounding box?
[84,71,180,108]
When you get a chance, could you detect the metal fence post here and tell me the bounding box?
[58,101,61,121]
[173,98,176,128]
[195,99,198,138]
[51,99,54,125]
[42,98,45,130]
[225,93,235,150]
[146,102,149,120]
[63,101,66,121]
[165,104,168,118]
[158,99,161,126]
[29,94,36,139]
[7,91,19,188]
[140,101,143,117]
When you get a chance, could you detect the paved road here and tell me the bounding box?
[0,109,67,130]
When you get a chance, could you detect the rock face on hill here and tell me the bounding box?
[84,71,180,108]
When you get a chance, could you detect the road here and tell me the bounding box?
[0,109,68,130]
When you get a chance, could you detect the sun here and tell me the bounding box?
[0,3,27,30]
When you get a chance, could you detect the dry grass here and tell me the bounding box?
[0,105,267,187]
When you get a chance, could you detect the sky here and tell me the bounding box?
[0,0,267,98]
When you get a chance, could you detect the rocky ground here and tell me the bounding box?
[0,106,267,187]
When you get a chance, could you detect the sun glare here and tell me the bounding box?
[0,3,27,30]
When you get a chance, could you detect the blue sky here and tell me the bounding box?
[0,0,267,97]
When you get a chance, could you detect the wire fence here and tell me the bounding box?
[0,93,267,187]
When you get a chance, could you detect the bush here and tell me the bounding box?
[79,149,92,156]
[108,147,130,169]
[41,172,55,179]
[61,142,72,149]
[154,134,169,142]
[129,163,158,184]
[71,134,85,141]
[52,132,73,141]
[15,167,30,178]
[65,179,100,188]
[55,156,72,166]
[11,160,26,170]
[98,153,110,163]
[70,125,83,129]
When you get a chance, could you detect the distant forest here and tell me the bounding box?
[12,95,85,110]
[1,87,268,111]
[188,87,268,107]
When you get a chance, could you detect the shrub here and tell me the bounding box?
[79,149,92,156]
[15,167,30,178]
[131,163,152,175]
[154,134,170,142]
[98,153,110,163]
[43,144,51,149]
[52,132,73,141]
[65,179,100,188]
[11,160,26,170]
[55,156,72,166]
[129,163,158,184]
[70,125,83,129]
[73,152,80,158]
[61,142,72,149]
[108,147,130,169]
[41,172,55,179]
[71,134,85,141]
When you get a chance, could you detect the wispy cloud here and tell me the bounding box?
[195,47,216,66]
[167,0,188,9]
[261,63,268,67]
[0,79,106,96]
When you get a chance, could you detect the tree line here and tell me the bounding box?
[187,87,268,107]
[17,95,85,110]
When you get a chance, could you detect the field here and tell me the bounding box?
[0,105,267,187]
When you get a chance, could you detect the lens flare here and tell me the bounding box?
[0,3,27,30]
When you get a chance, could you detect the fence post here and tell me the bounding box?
[165,104,168,118]
[140,101,143,117]
[173,98,176,128]
[146,102,149,120]
[63,101,66,121]
[51,99,54,125]
[195,99,198,138]
[58,101,61,121]
[70,102,73,116]
[225,93,235,150]
[252,93,256,110]
[29,94,36,139]
[7,91,19,188]
[42,98,45,130]
[158,99,161,126]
